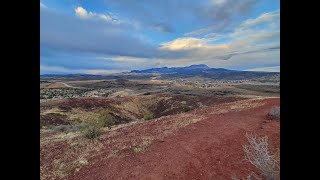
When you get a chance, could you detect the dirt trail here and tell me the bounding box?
[64,98,279,180]
[61,82,73,88]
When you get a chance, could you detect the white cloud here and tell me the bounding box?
[239,10,280,29]
[246,66,280,72]
[75,6,114,22]
[99,14,112,21]
[111,56,149,63]
[160,38,207,51]
[160,37,229,51]
[75,6,89,18]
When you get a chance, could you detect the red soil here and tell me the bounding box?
[64,98,280,180]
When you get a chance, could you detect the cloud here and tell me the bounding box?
[215,46,280,60]
[75,6,88,18]
[40,1,279,73]
[213,0,227,5]
[184,26,215,37]
[153,23,174,33]
[40,64,127,75]
[160,38,208,51]
[185,2,276,37]
[155,9,280,69]
[151,47,279,70]
[245,66,280,72]
[239,10,280,29]
[160,37,229,51]
[109,56,149,63]
[75,6,114,22]
[105,0,262,34]
[40,7,160,58]
[196,0,262,32]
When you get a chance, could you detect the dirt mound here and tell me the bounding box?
[40,97,279,180]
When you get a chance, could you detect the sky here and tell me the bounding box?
[40,0,280,74]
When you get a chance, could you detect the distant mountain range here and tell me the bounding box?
[131,64,280,81]
[131,64,211,73]
[40,64,279,82]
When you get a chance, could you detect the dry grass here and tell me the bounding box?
[40,135,104,180]
[133,137,153,154]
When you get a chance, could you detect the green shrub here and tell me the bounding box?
[88,111,115,128]
[144,112,154,120]
[182,105,190,112]
[84,127,101,140]
[83,111,114,139]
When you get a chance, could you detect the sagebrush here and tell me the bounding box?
[242,134,280,180]
[84,127,101,140]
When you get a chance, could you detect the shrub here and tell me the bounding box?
[52,124,77,133]
[144,112,154,120]
[267,106,280,120]
[84,127,101,140]
[182,105,190,112]
[82,111,114,139]
[242,134,280,180]
[88,111,115,129]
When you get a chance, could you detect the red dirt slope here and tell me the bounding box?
[64,98,279,180]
